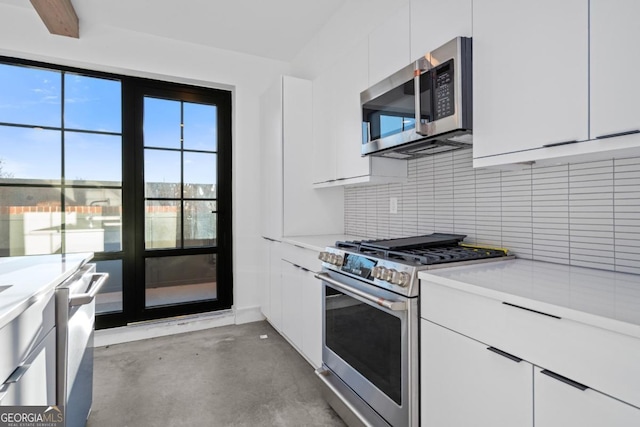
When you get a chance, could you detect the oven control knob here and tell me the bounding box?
[391,271,411,287]
[318,252,330,262]
[333,255,344,266]
[372,266,385,279]
[383,268,396,282]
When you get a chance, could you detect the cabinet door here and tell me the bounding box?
[280,260,303,350]
[535,367,640,427]
[266,240,282,331]
[410,0,472,61]
[473,0,588,159]
[334,38,372,182]
[301,268,322,368]
[590,0,640,139]
[259,78,283,239]
[368,3,411,86]
[312,68,338,185]
[421,319,533,426]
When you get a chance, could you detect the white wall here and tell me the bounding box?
[0,3,291,323]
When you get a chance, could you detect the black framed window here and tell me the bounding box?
[0,57,233,328]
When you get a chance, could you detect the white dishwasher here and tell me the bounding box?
[55,263,108,427]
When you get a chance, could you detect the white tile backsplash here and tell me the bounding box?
[344,150,640,274]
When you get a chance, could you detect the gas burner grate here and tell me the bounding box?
[386,245,508,265]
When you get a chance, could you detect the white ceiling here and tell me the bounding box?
[0,0,348,62]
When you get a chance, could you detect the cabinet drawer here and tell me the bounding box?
[0,327,56,406]
[0,289,55,384]
[421,280,640,408]
[281,243,321,272]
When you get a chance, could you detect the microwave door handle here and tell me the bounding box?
[414,69,423,135]
[414,69,433,137]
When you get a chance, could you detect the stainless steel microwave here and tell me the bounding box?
[361,36,472,159]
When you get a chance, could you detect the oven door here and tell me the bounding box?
[316,271,418,427]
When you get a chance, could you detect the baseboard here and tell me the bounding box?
[235,305,266,324]
[94,309,236,347]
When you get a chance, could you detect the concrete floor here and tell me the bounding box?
[88,321,346,427]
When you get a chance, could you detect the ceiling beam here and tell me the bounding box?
[29,0,79,38]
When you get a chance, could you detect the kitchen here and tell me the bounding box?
[1,0,639,426]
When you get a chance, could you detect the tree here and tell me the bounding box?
[0,158,13,178]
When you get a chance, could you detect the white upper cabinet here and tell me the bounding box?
[474,0,640,168]
[333,38,371,181]
[368,3,411,86]
[259,78,284,239]
[261,75,344,237]
[590,0,640,139]
[410,0,472,61]
[311,38,407,188]
[311,70,337,185]
[473,0,589,161]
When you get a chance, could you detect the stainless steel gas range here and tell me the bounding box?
[314,233,513,427]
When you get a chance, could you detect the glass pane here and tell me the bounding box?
[144,148,181,198]
[184,201,216,247]
[65,132,122,185]
[145,254,217,307]
[143,97,180,148]
[64,188,122,253]
[362,77,414,141]
[183,152,216,198]
[95,259,123,314]
[0,63,61,127]
[183,102,217,151]
[325,286,402,405]
[64,74,122,132]
[0,186,62,256]
[145,200,180,249]
[0,125,61,184]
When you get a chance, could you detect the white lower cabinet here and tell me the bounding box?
[535,367,640,427]
[420,280,640,427]
[261,238,282,331]
[421,319,533,427]
[280,260,304,350]
[300,267,322,368]
[280,243,322,368]
[0,327,56,406]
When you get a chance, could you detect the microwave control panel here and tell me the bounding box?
[434,59,455,120]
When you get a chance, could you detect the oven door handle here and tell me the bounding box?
[314,273,407,312]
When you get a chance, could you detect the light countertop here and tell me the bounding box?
[419,259,640,339]
[0,253,93,329]
[279,234,367,252]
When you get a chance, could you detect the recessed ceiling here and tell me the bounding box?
[0,0,348,62]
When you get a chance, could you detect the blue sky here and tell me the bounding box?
[0,63,217,186]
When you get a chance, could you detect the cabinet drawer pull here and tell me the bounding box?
[487,347,522,363]
[595,129,640,139]
[541,369,588,391]
[542,139,579,148]
[5,364,30,384]
[502,302,561,319]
